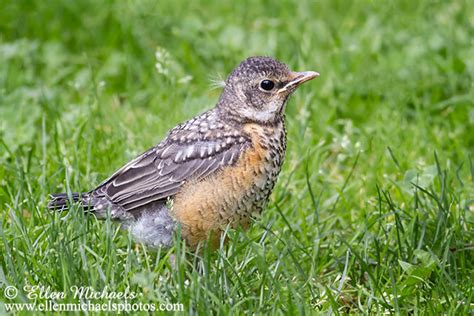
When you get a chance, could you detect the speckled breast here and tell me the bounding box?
[238,120,287,216]
[172,119,287,247]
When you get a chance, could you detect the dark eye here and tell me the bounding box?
[259,79,275,91]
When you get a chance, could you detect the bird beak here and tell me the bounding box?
[278,71,320,93]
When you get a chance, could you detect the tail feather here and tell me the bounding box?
[47,192,83,210]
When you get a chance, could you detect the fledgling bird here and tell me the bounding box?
[49,56,319,248]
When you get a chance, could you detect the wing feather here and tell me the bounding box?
[93,130,249,212]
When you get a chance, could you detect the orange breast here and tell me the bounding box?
[172,123,269,248]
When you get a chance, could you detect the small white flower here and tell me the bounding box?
[341,135,350,149]
[178,75,193,84]
[155,47,171,76]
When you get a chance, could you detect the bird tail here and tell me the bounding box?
[47,192,84,210]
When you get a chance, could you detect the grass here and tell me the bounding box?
[0,0,473,314]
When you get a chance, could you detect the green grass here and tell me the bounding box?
[1,0,473,314]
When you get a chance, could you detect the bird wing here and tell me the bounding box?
[93,126,249,211]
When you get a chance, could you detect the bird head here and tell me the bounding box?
[218,56,319,123]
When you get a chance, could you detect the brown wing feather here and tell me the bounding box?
[92,130,249,211]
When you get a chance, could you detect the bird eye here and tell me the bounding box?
[259,79,275,91]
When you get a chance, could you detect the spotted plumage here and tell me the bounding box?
[48,56,319,248]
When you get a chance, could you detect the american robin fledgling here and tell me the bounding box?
[49,56,319,248]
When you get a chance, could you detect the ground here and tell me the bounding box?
[0,0,473,314]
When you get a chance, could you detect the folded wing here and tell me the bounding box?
[92,130,249,211]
